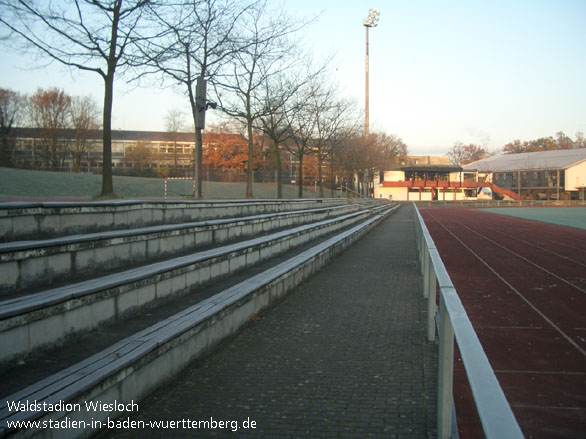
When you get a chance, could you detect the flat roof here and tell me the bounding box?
[10,127,197,143]
[464,148,586,172]
[400,165,463,172]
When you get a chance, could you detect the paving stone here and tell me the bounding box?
[98,205,438,439]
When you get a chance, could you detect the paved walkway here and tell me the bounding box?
[100,205,438,439]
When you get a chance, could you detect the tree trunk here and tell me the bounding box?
[99,2,125,197]
[346,171,353,199]
[274,140,283,198]
[100,71,115,196]
[187,78,203,198]
[173,140,178,174]
[0,135,11,167]
[317,153,324,198]
[73,142,81,173]
[246,118,254,199]
[330,150,335,198]
[297,153,303,198]
[51,140,59,171]
[195,128,203,198]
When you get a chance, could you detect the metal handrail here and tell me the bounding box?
[341,185,368,198]
[413,203,524,439]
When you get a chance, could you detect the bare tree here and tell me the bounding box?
[334,129,405,198]
[335,131,364,197]
[70,96,100,172]
[0,0,153,197]
[216,1,309,198]
[284,86,317,199]
[576,132,586,149]
[375,132,408,169]
[307,81,358,197]
[165,108,186,174]
[325,118,362,197]
[125,140,152,173]
[283,77,342,198]
[448,142,488,165]
[254,81,292,198]
[29,87,72,170]
[0,88,26,166]
[136,0,252,197]
[363,132,408,194]
[447,142,465,166]
[255,70,313,198]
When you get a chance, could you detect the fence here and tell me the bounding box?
[413,203,524,439]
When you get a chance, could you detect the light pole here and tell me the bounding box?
[363,9,380,137]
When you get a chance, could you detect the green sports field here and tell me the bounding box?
[0,167,326,201]
[481,207,586,230]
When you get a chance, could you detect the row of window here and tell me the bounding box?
[493,171,564,188]
[402,171,477,182]
[13,138,196,154]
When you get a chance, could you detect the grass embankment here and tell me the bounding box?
[0,167,323,201]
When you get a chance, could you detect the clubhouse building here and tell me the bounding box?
[463,148,586,201]
[374,149,586,201]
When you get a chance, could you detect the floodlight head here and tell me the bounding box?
[363,9,380,27]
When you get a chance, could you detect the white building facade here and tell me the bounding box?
[464,148,586,200]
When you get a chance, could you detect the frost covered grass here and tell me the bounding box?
[0,167,323,200]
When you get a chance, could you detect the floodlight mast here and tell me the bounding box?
[363,9,380,137]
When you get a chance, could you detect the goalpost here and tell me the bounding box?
[163,177,196,199]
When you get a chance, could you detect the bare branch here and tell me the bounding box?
[0,0,154,196]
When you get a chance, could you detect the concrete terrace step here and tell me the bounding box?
[0,207,390,365]
[0,204,360,293]
[0,205,399,439]
[0,199,347,242]
[0,205,394,397]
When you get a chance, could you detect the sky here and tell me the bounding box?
[1,0,585,156]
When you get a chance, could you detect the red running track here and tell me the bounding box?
[420,207,586,439]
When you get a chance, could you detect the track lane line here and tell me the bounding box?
[464,216,586,269]
[424,211,586,358]
[510,404,586,410]
[462,208,586,253]
[494,370,586,375]
[437,215,586,295]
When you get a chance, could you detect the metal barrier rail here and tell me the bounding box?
[341,185,368,198]
[413,203,524,439]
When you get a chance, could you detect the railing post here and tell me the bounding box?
[438,292,455,439]
[414,211,421,253]
[422,247,429,297]
[427,267,437,342]
[419,233,425,272]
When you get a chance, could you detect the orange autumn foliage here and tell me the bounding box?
[202,129,270,174]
